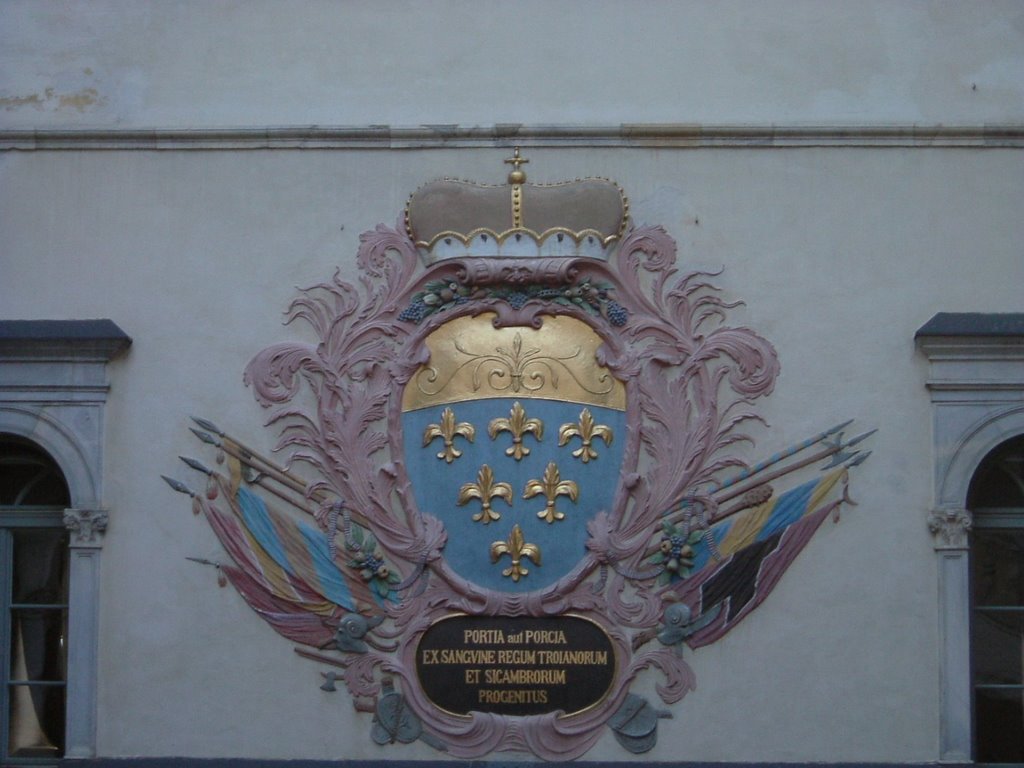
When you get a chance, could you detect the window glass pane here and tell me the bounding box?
[5,527,68,760]
[7,684,64,758]
[11,529,67,606]
[0,438,69,507]
[975,687,1024,762]
[973,529,1024,606]
[972,609,1024,685]
[968,435,1024,510]
[9,609,66,683]
[1,437,71,761]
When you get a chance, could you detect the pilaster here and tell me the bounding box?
[928,507,972,762]
[63,508,108,758]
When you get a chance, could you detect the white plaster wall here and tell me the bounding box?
[2,0,1023,761]
[1,145,1022,760]
[1,0,1023,128]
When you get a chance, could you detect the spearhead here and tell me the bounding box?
[161,475,195,497]
[191,416,225,436]
[179,456,213,475]
[825,418,855,436]
[823,449,855,469]
[189,427,221,446]
[846,429,878,448]
[846,450,872,468]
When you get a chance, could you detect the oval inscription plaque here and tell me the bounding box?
[416,615,616,717]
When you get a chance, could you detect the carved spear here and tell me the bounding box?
[706,419,852,495]
[713,428,875,507]
[187,420,373,528]
[161,475,196,497]
[648,443,871,560]
[189,422,323,502]
[178,452,319,517]
[662,428,875,531]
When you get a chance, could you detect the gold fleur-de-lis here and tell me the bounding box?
[457,464,512,524]
[558,408,613,463]
[523,461,579,524]
[490,524,541,582]
[488,401,544,461]
[497,334,536,394]
[423,407,475,463]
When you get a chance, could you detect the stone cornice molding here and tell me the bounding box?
[2,123,1023,151]
[0,320,131,362]
[64,508,108,547]
[928,507,972,551]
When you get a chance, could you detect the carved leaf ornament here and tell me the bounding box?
[165,160,871,761]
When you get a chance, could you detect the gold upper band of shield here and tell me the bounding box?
[402,314,626,412]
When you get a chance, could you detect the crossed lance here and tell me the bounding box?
[625,419,873,650]
[164,414,872,726]
[166,414,873,589]
[663,418,872,533]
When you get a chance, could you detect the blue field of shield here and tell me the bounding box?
[402,397,627,592]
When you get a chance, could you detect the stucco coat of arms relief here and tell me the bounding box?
[165,151,872,760]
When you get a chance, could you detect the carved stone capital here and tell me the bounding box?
[64,508,108,547]
[928,507,972,551]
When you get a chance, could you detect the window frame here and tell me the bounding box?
[0,320,129,760]
[966,438,1024,761]
[917,312,1024,762]
[0,505,70,762]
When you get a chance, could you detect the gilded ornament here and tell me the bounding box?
[402,314,626,410]
[423,407,475,463]
[524,461,579,524]
[490,524,541,582]
[559,408,613,463]
[504,146,529,187]
[167,156,876,760]
[457,464,513,524]
[481,333,561,394]
[488,401,544,460]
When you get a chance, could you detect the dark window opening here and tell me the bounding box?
[970,435,1024,763]
[0,435,70,762]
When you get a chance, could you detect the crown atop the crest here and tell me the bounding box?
[405,148,629,263]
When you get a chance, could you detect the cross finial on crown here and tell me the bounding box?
[504,147,529,184]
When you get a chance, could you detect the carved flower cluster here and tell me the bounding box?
[398,279,471,322]
[398,278,627,326]
[345,524,401,600]
[651,520,705,584]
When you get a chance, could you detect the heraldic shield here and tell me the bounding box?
[401,313,627,592]
[164,149,873,761]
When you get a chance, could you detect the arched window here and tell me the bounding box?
[0,435,71,761]
[917,312,1024,761]
[969,435,1024,762]
[0,318,129,759]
